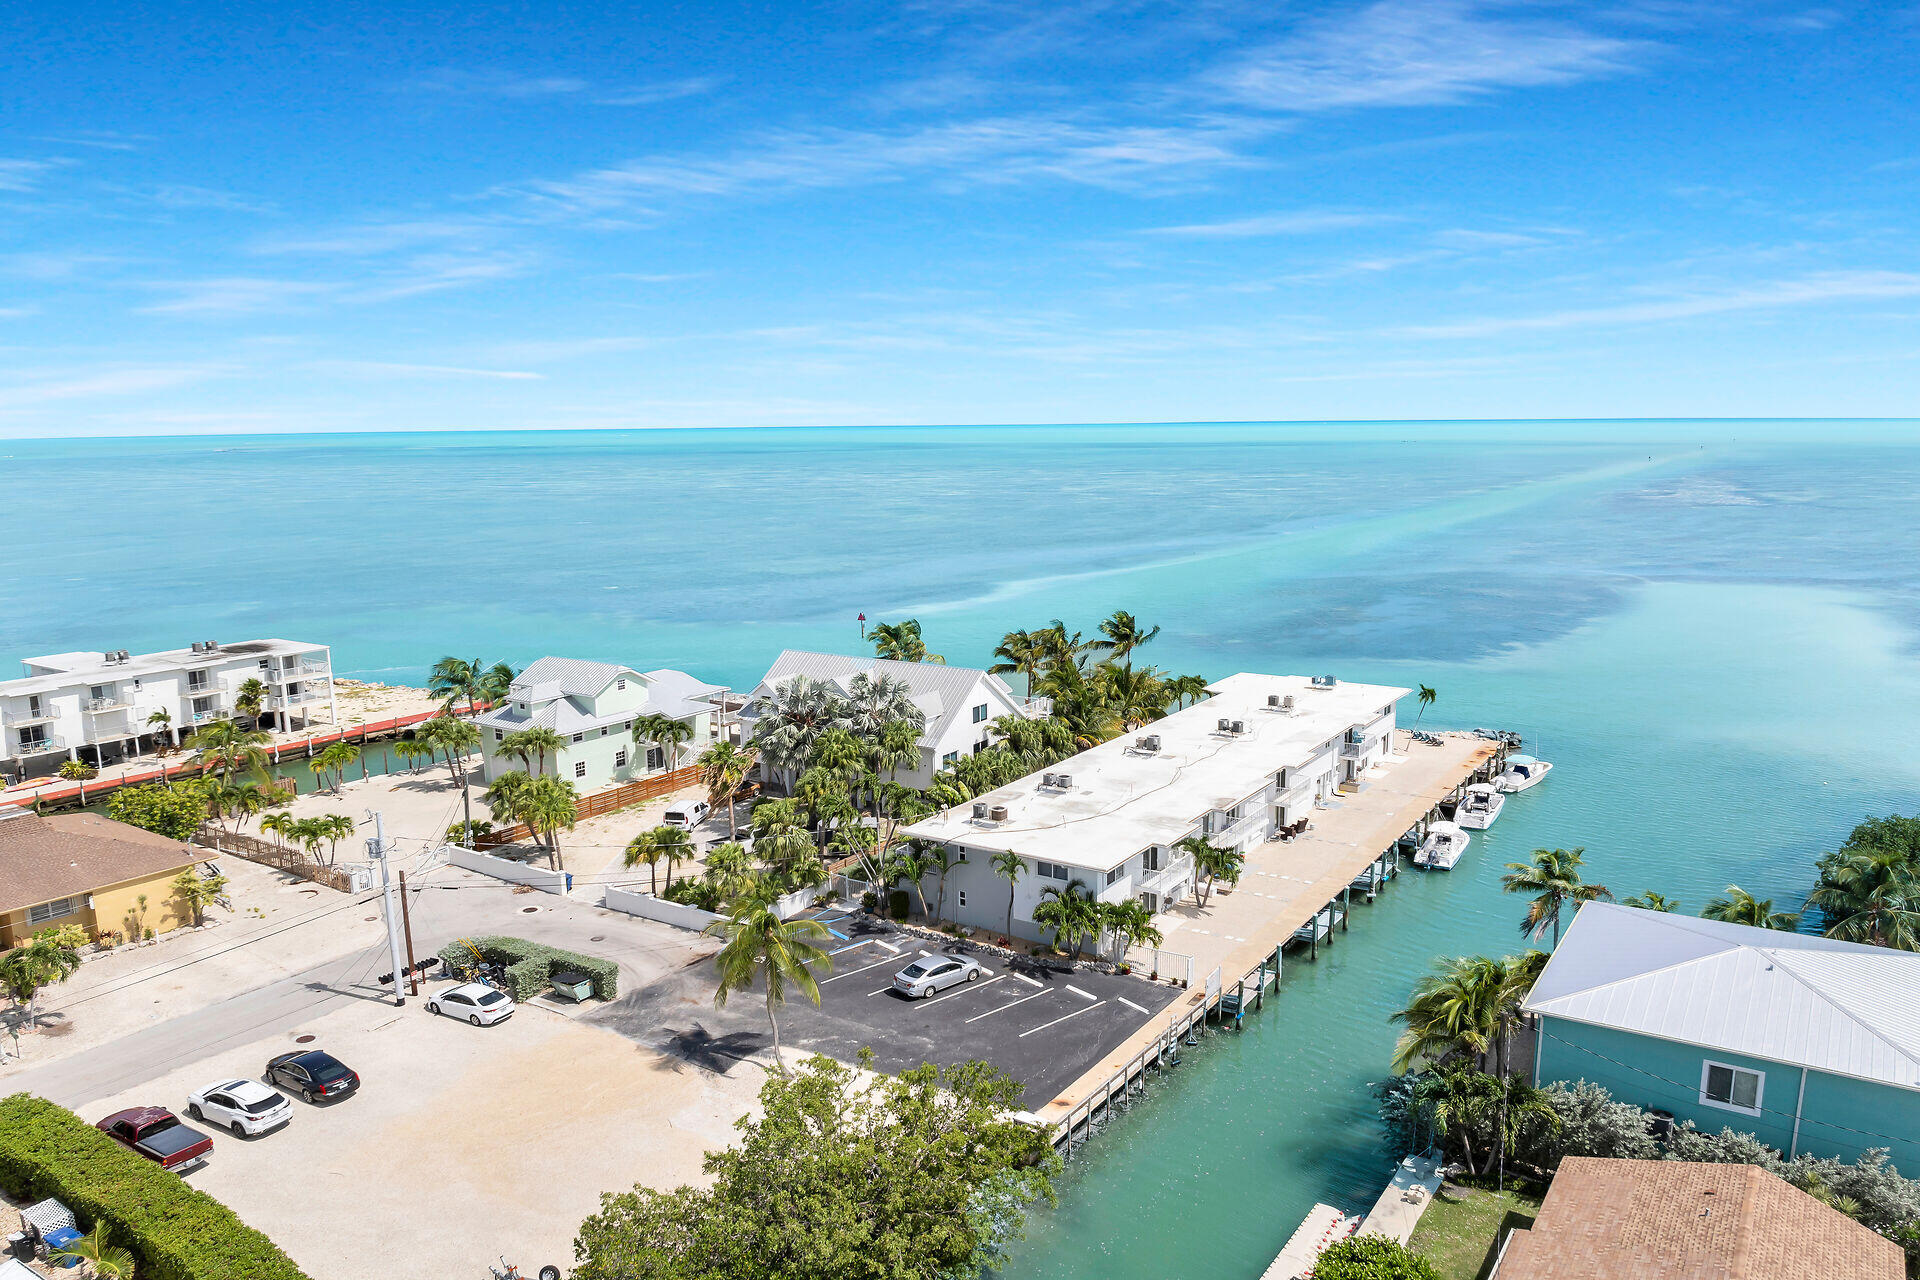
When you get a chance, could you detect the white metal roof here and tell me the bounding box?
[479,660,721,736]
[903,672,1406,871]
[1526,902,1920,1091]
[6,639,328,695]
[509,656,633,700]
[743,651,1021,746]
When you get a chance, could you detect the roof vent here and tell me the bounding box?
[103,651,119,664]
[988,804,1010,822]
[972,802,988,819]
[1229,720,1245,734]
[1217,717,1232,732]
[1054,774,1072,790]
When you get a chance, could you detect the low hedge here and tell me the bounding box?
[436,934,619,1001]
[0,1094,311,1280]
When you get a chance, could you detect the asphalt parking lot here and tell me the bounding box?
[588,910,1181,1109]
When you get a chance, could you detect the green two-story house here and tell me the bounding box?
[1525,902,1920,1171]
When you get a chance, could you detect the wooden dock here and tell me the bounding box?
[1262,1203,1355,1280]
[1040,731,1504,1140]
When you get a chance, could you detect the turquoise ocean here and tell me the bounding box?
[5,421,1920,1275]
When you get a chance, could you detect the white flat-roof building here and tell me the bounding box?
[0,639,334,779]
[901,673,1407,944]
[475,657,727,794]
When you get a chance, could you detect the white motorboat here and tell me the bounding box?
[1455,783,1505,830]
[1413,821,1469,870]
[1496,754,1553,794]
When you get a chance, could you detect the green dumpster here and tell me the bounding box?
[549,969,594,1003]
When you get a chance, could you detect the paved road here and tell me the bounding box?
[7,868,707,1110]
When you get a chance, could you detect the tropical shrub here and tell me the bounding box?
[0,1094,311,1280]
[58,759,99,781]
[663,878,723,911]
[106,780,213,840]
[889,889,910,919]
[1313,1236,1440,1280]
[435,935,618,1001]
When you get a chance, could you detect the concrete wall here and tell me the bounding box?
[601,884,817,933]
[1536,1016,1920,1169]
[447,845,572,895]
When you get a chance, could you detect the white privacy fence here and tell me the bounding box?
[446,844,572,895]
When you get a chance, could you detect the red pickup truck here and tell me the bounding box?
[96,1107,213,1172]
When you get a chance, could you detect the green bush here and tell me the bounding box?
[435,934,619,1001]
[1313,1235,1440,1279]
[663,879,723,911]
[106,780,213,841]
[0,1094,311,1280]
[889,889,910,919]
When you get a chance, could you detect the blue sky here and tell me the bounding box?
[3,0,1918,435]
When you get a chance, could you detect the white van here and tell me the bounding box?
[662,800,710,829]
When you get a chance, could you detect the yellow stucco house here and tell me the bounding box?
[0,807,207,947]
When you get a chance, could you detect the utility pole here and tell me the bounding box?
[366,810,407,1007]
[398,869,420,996]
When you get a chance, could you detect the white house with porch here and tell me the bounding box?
[900,673,1407,945]
[0,638,333,780]
[735,651,1044,791]
[475,657,727,793]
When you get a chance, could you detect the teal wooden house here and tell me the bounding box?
[1524,902,1920,1171]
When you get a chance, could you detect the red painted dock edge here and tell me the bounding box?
[2,700,492,808]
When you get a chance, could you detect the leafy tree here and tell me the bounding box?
[1032,881,1102,959]
[1103,898,1162,957]
[498,725,566,777]
[703,901,831,1075]
[882,844,932,919]
[1178,835,1244,907]
[749,674,850,791]
[1623,890,1681,912]
[1810,849,1920,950]
[988,629,1047,694]
[869,618,941,664]
[702,841,760,907]
[626,825,694,895]
[1091,609,1160,672]
[522,774,580,871]
[991,850,1026,939]
[1501,847,1612,945]
[1167,673,1211,708]
[697,740,757,838]
[1392,951,1546,1076]
[419,714,482,833]
[107,780,213,840]
[476,661,516,706]
[1703,884,1801,931]
[171,868,228,927]
[446,818,495,844]
[313,741,359,793]
[633,712,695,773]
[0,923,87,1023]
[1314,1235,1440,1280]
[428,655,512,712]
[571,1053,1057,1280]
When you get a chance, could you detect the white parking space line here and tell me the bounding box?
[829,939,883,956]
[920,976,1005,1008]
[1117,996,1150,1015]
[874,940,902,953]
[1065,984,1096,1002]
[1012,973,1044,988]
[964,989,1053,1023]
[821,955,901,984]
[1019,1001,1108,1038]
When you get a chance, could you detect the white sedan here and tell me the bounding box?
[892,954,989,999]
[187,1078,293,1137]
[426,981,516,1025]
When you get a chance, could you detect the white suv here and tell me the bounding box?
[188,1078,293,1137]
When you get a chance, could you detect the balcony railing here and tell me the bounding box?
[85,696,131,713]
[189,705,228,724]
[9,706,59,724]
[1341,738,1369,758]
[300,656,328,673]
[270,690,321,708]
[11,735,66,755]
[1206,808,1266,844]
[1139,854,1195,899]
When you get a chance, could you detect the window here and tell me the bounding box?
[972,703,989,724]
[942,750,960,766]
[614,748,628,768]
[28,896,79,925]
[571,733,584,744]
[1107,866,1125,886]
[1700,1061,1764,1115]
[647,747,665,770]
[957,891,968,908]
[573,761,587,779]
[1143,846,1161,872]
[599,727,609,737]
[1035,860,1070,881]
[616,678,626,691]
[493,729,504,742]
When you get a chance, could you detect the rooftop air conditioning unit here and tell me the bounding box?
[972,802,988,819]
[1217,717,1232,732]
[1231,720,1246,734]
[102,651,118,664]
[1267,694,1281,708]
[205,640,218,651]
[1054,774,1072,789]
[1143,734,1161,752]
[1281,695,1295,712]
[1042,772,1057,787]
[988,805,1010,822]
[190,642,204,654]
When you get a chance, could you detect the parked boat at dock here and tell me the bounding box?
[1454,782,1505,829]
[1496,753,1553,793]
[1413,821,1469,870]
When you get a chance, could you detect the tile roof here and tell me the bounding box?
[1525,902,1920,1089]
[1493,1157,1903,1280]
[0,811,204,914]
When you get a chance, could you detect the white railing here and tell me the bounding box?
[1139,854,1194,899]
[85,696,129,712]
[12,734,66,754]
[299,656,328,673]
[1208,809,1265,844]
[189,707,227,724]
[10,706,58,724]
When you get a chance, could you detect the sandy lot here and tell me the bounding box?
[85,993,764,1280]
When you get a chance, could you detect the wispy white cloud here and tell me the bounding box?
[253,220,499,256]
[148,183,277,214]
[402,68,720,106]
[1216,0,1646,111]
[137,277,339,315]
[313,360,544,381]
[0,159,59,192]
[1399,270,1920,338]
[0,366,214,408]
[1144,210,1397,237]
[137,251,530,315]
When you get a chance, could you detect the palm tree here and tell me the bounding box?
[1413,684,1437,730]
[260,811,293,850]
[483,770,534,835]
[1177,835,1244,907]
[234,676,269,731]
[184,718,272,786]
[842,671,925,740]
[869,618,941,664]
[48,1221,135,1278]
[1098,664,1171,730]
[1623,890,1681,912]
[521,775,580,871]
[749,674,849,792]
[633,713,695,774]
[310,812,354,865]
[1033,881,1102,958]
[146,706,176,751]
[1500,847,1612,946]
[697,740,758,838]
[1092,609,1161,672]
[498,726,565,777]
[988,630,1047,695]
[704,901,832,1075]
[1167,674,1211,709]
[0,923,87,1026]
[392,737,432,775]
[883,845,932,918]
[703,842,759,906]
[625,825,694,895]
[1703,884,1802,931]
[1036,618,1093,673]
[170,868,227,927]
[419,714,482,835]
[1104,898,1162,959]
[991,850,1026,939]
[427,656,499,713]
[476,661,516,707]
[314,741,358,794]
[1810,850,1920,950]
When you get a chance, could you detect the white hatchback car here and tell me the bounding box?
[426,981,516,1026]
[892,953,989,999]
[662,800,710,829]
[187,1077,293,1137]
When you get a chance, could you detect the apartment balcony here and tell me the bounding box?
[1015,694,1053,718]
[8,706,59,725]
[1341,738,1370,758]
[10,735,67,756]
[1206,808,1267,845]
[188,703,229,724]
[269,690,322,708]
[85,695,133,713]
[300,655,328,673]
[1139,854,1195,900]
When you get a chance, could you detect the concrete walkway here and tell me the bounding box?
[1358,1154,1445,1245]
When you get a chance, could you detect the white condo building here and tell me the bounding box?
[736,651,1046,792]
[0,639,334,779]
[475,657,728,793]
[900,673,1408,945]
